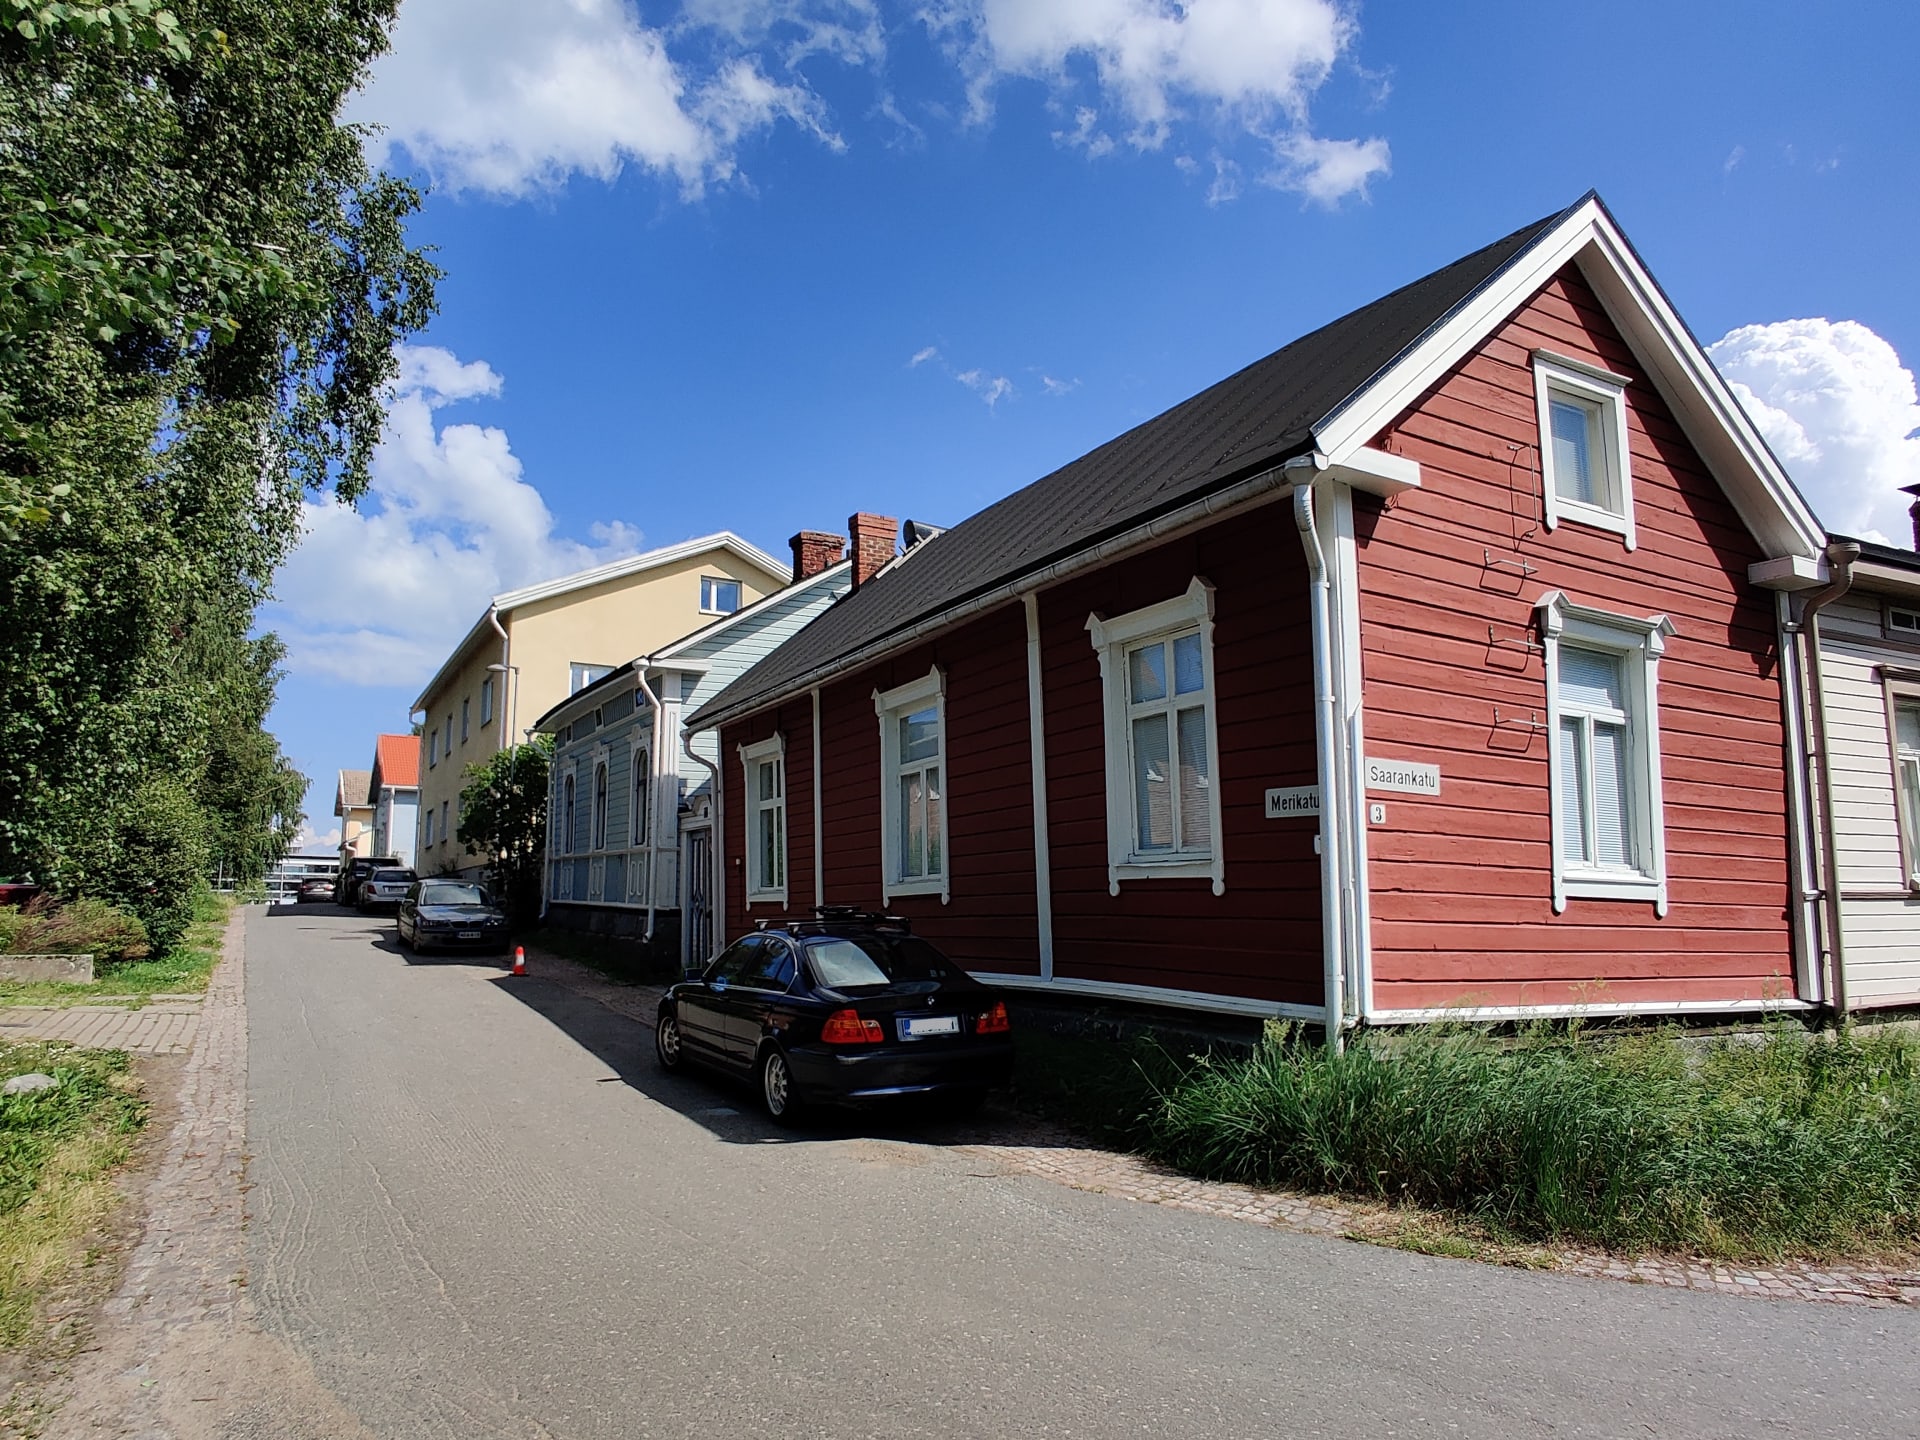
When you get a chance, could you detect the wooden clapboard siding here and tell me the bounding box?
[1358,264,1795,1013]
[722,603,1044,974]
[722,696,819,930]
[1811,588,1920,1005]
[1036,513,1324,1007]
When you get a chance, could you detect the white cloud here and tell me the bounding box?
[956,368,1015,406]
[929,0,1385,201]
[1040,374,1080,396]
[1266,132,1388,204]
[268,345,645,687]
[348,0,842,198]
[908,345,940,367]
[293,822,341,854]
[1709,319,1920,545]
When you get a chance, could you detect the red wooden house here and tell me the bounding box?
[686,194,1834,1035]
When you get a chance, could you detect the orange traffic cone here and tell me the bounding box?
[509,945,527,977]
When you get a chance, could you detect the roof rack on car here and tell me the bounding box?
[800,904,912,933]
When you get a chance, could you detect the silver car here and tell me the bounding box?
[357,868,418,911]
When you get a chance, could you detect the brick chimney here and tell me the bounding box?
[848,512,897,590]
[789,530,846,583]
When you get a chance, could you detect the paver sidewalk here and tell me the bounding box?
[0,999,201,1055]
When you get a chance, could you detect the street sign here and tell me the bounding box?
[1366,757,1441,795]
[1264,786,1321,819]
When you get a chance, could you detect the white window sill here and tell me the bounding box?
[1548,498,1634,546]
[1109,857,1223,895]
[744,889,788,908]
[1558,870,1664,909]
[883,877,947,902]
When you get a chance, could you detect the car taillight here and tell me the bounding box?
[821,1008,885,1045]
[975,1001,1010,1035]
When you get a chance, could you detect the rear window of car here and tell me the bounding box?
[375,870,417,883]
[803,934,964,990]
[420,883,484,905]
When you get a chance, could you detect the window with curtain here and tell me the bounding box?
[1555,646,1635,873]
[1123,629,1212,858]
[873,670,948,901]
[1896,702,1920,885]
[740,736,786,901]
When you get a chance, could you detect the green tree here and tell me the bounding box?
[457,740,553,924]
[0,1,437,919]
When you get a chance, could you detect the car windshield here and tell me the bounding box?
[803,934,963,990]
[420,883,485,906]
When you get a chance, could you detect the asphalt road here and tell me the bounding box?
[245,906,1920,1439]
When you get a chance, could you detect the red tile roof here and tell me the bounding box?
[371,733,419,790]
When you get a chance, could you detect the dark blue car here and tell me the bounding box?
[655,911,1013,1123]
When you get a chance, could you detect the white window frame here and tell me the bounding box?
[873,667,950,903]
[560,771,576,856]
[1086,576,1226,897]
[591,756,610,851]
[1538,591,1674,916]
[481,677,494,726]
[1882,675,1920,892]
[631,741,652,849]
[700,575,742,616]
[1534,350,1635,549]
[738,734,788,906]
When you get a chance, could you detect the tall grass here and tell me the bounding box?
[1147,1022,1920,1259]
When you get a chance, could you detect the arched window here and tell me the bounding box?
[592,762,609,850]
[561,774,575,855]
[631,748,650,847]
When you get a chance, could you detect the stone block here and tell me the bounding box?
[0,952,94,983]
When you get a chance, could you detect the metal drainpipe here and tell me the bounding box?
[1289,455,1345,1052]
[633,661,664,944]
[1793,541,1861,1024]
[683,727,724,971]
[486,607,510,753]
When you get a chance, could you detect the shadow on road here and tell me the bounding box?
[486,971,1028,1152]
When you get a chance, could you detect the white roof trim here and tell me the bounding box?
[652,558,851,662]
[411,532,788,710]
[1312,197,1824,564]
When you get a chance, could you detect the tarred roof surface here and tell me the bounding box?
[371,734,419,790]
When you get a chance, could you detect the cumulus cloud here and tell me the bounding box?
[1709,318,1920,544]
[293,823,342,854]
[929,0,1386,202]
[348,0,842,197]
[267,345,645,688]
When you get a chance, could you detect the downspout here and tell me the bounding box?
[682,727,724,970]
[633,661,665,944]
[1791,541,1861,1024]
[486,606,511,755]
[811,688,825,911]
[1289,455,1345,1052]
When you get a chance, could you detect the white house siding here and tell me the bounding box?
[1818,592,1920,1007]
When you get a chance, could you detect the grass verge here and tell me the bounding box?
[0,1041,147,1351]
[1147,1020,1920,1262]
[0,889,229,1010]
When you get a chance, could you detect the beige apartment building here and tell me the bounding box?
[410,533,788,878]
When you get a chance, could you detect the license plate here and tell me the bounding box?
[899,1015,960,1040]
[458,930,482,940]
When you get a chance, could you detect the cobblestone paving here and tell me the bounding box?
[0,998,201,1055]
[45,921,250,1437]
[522,943,1920,1312]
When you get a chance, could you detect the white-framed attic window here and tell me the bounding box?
[1537,591,1675,916]
[1534,351,1635,549]
[873,668,949,903]
[739,734,787,906]
[1086,576,1225,897]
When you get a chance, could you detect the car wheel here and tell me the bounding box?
[758,1046,803,1125]
[655,1009,685,1072]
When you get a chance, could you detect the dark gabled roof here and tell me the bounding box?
[690,197,1582,730]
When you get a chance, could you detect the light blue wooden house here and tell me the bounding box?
[532,553,852,968]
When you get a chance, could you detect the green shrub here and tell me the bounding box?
[56,779,209,956]
[0,896,148,961]
[1147,1022,1920,1259]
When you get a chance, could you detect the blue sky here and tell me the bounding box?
[266,0,1920,848]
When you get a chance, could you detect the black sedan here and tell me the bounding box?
[396,880,511,954]
[655,913,1012,1123]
